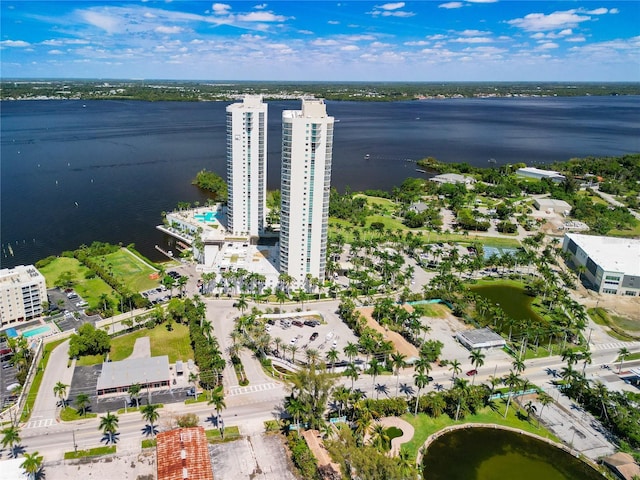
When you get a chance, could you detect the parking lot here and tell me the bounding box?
[262,306,360,364]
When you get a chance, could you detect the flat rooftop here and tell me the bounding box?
[566,233,640,276]
[96,355,170,392]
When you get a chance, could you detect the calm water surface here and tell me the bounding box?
[422,427,604,480]
[2,97,638,267]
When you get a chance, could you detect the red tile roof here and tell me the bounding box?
[157,427,214,480]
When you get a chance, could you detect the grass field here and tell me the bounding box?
[109,323,193,363]
[96,248,159,292]
[39,256,116,309]
[329,219,521,249]
[401,403,559,460]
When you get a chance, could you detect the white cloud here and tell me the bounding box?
[0,40,31,47]
[370,41,391,48]
[312,39,339,46]
[80,11,123,34]
[427,34,446,40]
[586,8,608,15]
[438,2,463,9]
[298,29,313,35]
[236,11,288,22]
[369,2,414,17]
[566,36,586,43]
[253,3,268,9]
[610,8,619,14]
[466,0,498,3]
[508,10,592,32]
[377,2,405,10]
[458,29,491,36]
[155,26,183,34]
[328,20,340,25]
[404,40,430,46]
[212,3,231,15]
[558,29,573,36]
[341,45,359,51]
[537,42,559,50]
[48,49,64,55]
[450,36,493,43]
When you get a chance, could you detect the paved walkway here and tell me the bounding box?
[377,416,415,457]
[128,337,151,359]
[29,340,74,425]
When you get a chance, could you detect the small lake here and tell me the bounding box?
[470,283,542,325]
[421,427,604,480]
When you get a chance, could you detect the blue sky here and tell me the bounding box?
[1,1,638,81]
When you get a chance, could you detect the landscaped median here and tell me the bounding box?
[64,445,116,460]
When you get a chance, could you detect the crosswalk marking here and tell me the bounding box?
[23,418,54,429]
[591,342,640,351]
[228,383,277,396]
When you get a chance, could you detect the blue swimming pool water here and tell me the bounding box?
[22,325,51,338]
[6,328,18,338]
[194,211,217,222]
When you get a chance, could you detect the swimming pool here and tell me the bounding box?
[194,211,217,223]
[22,325,52,338]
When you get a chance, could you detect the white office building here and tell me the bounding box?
[280,99,334,289]
[516,167,565,183]
[562,233,640,296]
[0,265,47,327]
[226,95,268,238]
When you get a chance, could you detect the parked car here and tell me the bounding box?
[292,320,303,327]
[304,319,319,327]
[310,332,318,341]
[466,369,478,376]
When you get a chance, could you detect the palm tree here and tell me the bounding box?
[1,425,21,452]
[140,404,160,436]
[580,350,592,375]
[343,342,358,363]
[326,348,339,372]
[617,347,630,374]
[503,370,521,418]
[369,422,390,452]
[345,363,359,389]
[99,412,119,444]
[75,392,91,416]
[413,371,429,416]
[391,352,407,397]
[368,358,383,399]
[536,391,553,427]
[524,400,537,421]
[209,387,226,417]
[448,359,462,385]
[235,295,249,315]
[128,383,142,408]
[469,349,485,386]
[511,358,525,374]
[21,451,43,480]
[53,381,68,407]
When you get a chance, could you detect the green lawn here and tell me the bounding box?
[205,426,241,443]
[60,406,97,421]
[96,248,159,292]
[39,256,116,310]
[64,446,115,459]
[109,323,193,363]
[401,404,559,460]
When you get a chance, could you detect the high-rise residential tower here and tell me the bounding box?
[226,95,268,238]
[279,99,334,289]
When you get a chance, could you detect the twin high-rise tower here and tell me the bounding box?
[226,96,334,289]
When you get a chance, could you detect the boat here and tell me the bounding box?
[488,158,497,164]
[364,154,370,160]
[416,169,426,173]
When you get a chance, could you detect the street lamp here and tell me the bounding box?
[72,429,78,453]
